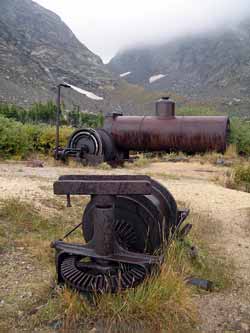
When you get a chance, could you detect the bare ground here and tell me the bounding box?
[0,160,249,332]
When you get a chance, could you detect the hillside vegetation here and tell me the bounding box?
[0,102,104,159]
[0,102,250,159]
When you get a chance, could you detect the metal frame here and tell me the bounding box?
[52,176,162,267]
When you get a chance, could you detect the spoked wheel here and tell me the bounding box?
[59,254,148,293]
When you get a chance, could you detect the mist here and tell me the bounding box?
[34,0,250,62]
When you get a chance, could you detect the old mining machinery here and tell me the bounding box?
[51,175,190,293]
[55,98,230,164]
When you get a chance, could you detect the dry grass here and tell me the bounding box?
[147,171,180,181]
[224,163,250,192]
[125,146,241,170]
[124,153,152,168]
[32,242,197,333]
[224,144,238,159]
[185,211,234,290]
[96,162,112,170]
[0,197,85,253]
[0,197,233,332]
[191,145,240,166]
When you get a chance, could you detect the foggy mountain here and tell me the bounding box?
[2,0,250,116]
[108,18,250,116]
[0,0,115,109]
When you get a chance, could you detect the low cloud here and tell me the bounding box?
[34,0,250,62]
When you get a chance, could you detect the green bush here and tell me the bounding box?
[226,164,250,192]
[38,126,72,153]
[234,165,250,185]
[0,116,31,159]
[23,124,43,152]
[229,118,250,155]
[0,100,103,159]
[0,102,104,128]
[0,116,72,159]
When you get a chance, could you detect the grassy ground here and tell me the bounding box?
[0,192,232,332]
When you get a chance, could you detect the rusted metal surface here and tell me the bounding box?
[102,98,230,155]
[54,178,152,195]
[155,97,175,118]
[52,175,190,293]
[55,98,230,163]
[106,115,230,154]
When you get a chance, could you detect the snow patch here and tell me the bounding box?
[149,74,166,84]
[120,72,131,78]
[64,82,103,101]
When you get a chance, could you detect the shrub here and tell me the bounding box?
[234,165,250,184]
[0,116,31,159]
[0,101,104,128]
[23,124,43,152]
[229,118,250,155]
[225,164,250,192]
[38,126,72,153]
[0,116,72,159]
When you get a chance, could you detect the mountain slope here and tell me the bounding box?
[108,19,250,116]
[0,0,114,107]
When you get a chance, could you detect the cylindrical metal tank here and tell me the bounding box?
[106,115,229,153]
[155,97,175,118]
[58,98,230,163]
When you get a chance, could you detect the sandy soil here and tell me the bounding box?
[0,160,249,332]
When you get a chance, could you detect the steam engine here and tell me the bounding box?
[57,98,230,164]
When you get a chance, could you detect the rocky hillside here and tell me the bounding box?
[0,0,115,109]
[108,18,250,116]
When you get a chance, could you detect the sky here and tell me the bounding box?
[34,0,250,63]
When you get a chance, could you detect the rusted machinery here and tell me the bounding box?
[51,175,190,293]
[56,98,230,164]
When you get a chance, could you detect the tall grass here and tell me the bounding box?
[0,198,233,332]
[225,164,250,192]
[34,243,197,333]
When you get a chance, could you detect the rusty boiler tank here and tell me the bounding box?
[57,98,230,163]
[104,98,230,155]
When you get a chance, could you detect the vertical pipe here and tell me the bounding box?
[91,195,115,256]
[55,85,61,160]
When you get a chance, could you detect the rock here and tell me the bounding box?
[18,310,23,317]
[223,160,234,167]
[215,159,233,167]
[240,322,249,332]
[216,158,225,165]
[189,245,199,259]
[48,320,63,330]
[26,160,44,168]
[166,156,189,163]
[0,0,114,109]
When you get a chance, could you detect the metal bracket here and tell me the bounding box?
[52,175,161,267]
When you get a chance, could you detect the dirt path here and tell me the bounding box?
[160,178,250,332]
[0,161,249,332]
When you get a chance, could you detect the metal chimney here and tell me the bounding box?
[155,97,175,118]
